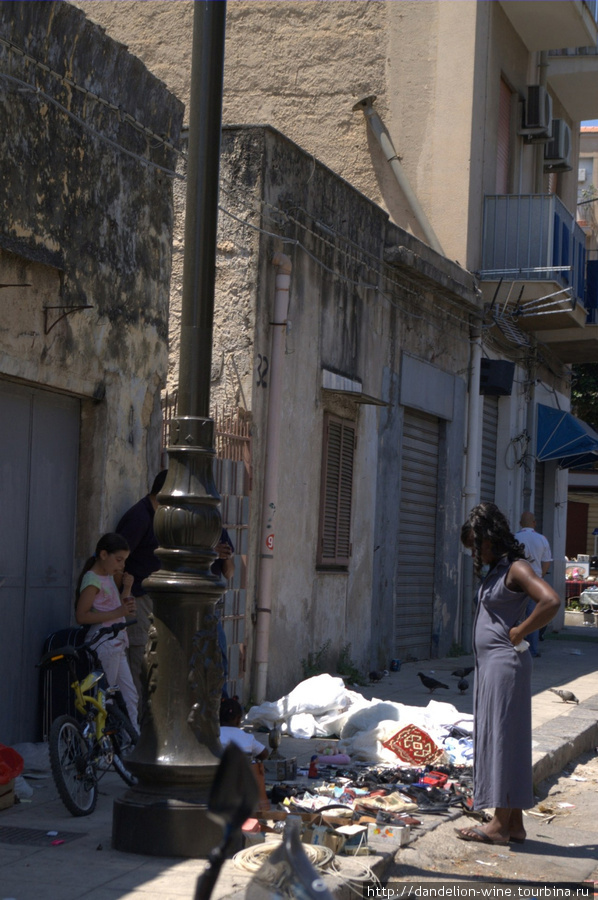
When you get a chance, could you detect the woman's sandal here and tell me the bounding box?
[455,826,509,845]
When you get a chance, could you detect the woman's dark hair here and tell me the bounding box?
[75,532,130,601]
[220,696,243,726]
[150,469,168,496]
[461,502,525,578]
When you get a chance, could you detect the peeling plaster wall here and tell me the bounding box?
[214,126,479,695]
[0,1,183,560]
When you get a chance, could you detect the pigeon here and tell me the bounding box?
[417,672,449,693]
[549,688,579,704]
[369,670,386,683]
[452,667,474,678]
[458,678,469,694]
[268,723,283,758]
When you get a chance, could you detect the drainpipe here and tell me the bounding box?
[353,95,444,255]
[461,322,483,652]
[523,347,538,515]
[254,252,292,704]
[535,51,549,193]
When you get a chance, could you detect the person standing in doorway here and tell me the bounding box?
[115,469,167,711]
[514,511,552,658]
[212,529,235,698]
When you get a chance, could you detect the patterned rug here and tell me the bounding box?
[382,724,443,765]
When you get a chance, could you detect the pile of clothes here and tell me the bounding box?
[245,673,474,766]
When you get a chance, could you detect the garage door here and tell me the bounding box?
[481,395,499,504]
[395,409,440,658]
[0,381,79,742]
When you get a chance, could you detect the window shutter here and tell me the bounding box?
[318,414,355,566]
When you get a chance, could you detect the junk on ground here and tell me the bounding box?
[245,756,475,857]
[240,674,475,857]
[244,674,473,764]
[0,744,24,810]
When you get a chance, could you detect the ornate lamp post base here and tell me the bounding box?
[113,793,222,858]
[112,418,226,857]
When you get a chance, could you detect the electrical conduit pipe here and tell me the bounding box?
[254,252,292,704]
[353,95,444,255]
[460,323,483,652]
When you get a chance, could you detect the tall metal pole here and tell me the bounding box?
[113,0,228,858]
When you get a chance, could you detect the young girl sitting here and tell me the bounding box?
[219,697,268,761]
[75,533,139,733]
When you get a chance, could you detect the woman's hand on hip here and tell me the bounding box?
[509,625,525,647]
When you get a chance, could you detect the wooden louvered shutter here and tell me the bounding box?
[318,414,355,566]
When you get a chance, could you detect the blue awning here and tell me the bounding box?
[536,404,598,470]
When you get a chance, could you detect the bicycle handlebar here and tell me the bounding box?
[87,620,136,648]
[37,619,138,669]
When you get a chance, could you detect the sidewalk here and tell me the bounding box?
[0,627,596,900]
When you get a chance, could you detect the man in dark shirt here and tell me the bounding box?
[213,528,235,698]
[116,469,167,710]
[118,469,235,707]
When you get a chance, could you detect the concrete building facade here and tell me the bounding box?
[69,0,598,698]
[0,0,183,742]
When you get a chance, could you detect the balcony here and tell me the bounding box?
[548,45,598,121]
[499,1,598,52]
[479,194,598,362]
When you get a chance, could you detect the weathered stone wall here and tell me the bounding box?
[213,126,479,693]
[0,0,183,555]
[72,0,578,274]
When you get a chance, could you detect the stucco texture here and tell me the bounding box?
[0,1,183,538]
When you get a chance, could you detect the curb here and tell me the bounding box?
[532,692,598,785]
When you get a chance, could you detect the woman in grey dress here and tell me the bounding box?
[457,503,560,845]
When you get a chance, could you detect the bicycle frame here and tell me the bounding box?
[73,669,109,742]
[41,623,133,746]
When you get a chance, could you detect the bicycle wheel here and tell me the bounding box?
[106,706,138,786]
[49,715,97,816]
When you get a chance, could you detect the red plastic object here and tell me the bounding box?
[0,744,24,784]
[420,770,448,787]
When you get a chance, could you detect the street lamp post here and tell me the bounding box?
[112,0,228,858]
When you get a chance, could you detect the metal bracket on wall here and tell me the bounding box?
[43,304,93,335]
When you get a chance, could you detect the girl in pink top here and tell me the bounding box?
[75,533,139,731]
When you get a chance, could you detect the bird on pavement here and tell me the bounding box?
[451,666,474,679]
[458,678,469,694]
[549,688,579,704]
[368,670,388,683]
[268,723,283,758]
[417,672,449,693]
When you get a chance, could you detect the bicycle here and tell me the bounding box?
[38,622,138,816]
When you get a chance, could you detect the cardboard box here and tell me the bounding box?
[0,779,15,810]
[321,811,353,828]
[263,758,297,781]
[336,824,368,854]
[302,825,345,854]
[367,822,410,847]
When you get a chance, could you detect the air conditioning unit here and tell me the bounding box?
[519,85,552,136]
[544,119,572,169]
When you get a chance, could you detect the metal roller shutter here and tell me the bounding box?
[481,395,499,504]
[395,409,440,658]
[0,380,79,742]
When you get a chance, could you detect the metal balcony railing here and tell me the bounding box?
[481,194,586,307]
